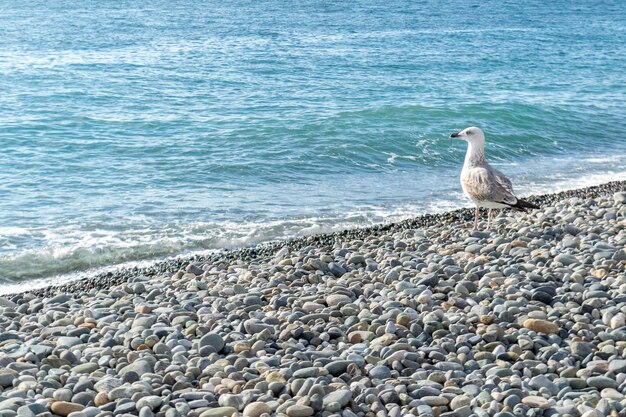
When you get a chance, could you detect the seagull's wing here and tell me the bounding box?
[462,166,518,205]
[491,166,515,195]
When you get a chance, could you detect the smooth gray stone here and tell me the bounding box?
[56,337,82,348]
[71,363,99,374]
[587,376,617,389]
[119,359,153,376]
[136,396,162,411]
[369,365,391,380]
[198,333,225,352]
[0,398,24,411]
[16,406,35,417]
[132,316,157,329]
[68,407,100,417]
[114,401,137,414]
[322,390,352,407]
[609,359,626,374]
[94,377,122,393]
[138,406,155,417]
[328,263,346,277]
[109,386,135,400]
[0,370,16,388]
[45,294,71,304]
[324,360,351,376]
[529,375,559,396]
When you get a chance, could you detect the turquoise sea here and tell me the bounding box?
[1,0,625,291]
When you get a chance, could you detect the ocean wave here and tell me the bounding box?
[0,198,460,285]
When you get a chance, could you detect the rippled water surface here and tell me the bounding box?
[1,0,625,288]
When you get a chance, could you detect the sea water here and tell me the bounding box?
[1,0,625,290]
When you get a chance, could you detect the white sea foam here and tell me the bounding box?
[386,153,418,164]
[0,226,30,236]
[520,170,626,197]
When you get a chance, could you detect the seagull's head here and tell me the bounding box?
[450,127,485,144]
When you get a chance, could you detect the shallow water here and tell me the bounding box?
[1,0,625,287]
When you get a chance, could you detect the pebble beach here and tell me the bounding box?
[1,180,625,417]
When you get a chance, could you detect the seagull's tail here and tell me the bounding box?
[509,198,539,211]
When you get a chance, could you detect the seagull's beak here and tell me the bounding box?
[450,132,461,138]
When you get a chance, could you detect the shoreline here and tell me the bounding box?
[0,179,625,417]
[7,179,626,298]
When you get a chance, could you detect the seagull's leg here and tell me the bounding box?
[487,209,493,229]
[473,207,480,231]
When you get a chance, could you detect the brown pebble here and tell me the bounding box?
[523,319,559,334]
[348,332,363,344]
[395,313,410,327]
[265,371,286,384]
[94,392,110,406]
[233,341,251,353]
[510,240,527,248]
[592,269,606,278]
[135,305,151,314]
[50,401,85,416]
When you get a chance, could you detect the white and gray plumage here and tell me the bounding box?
[450,127,538,231]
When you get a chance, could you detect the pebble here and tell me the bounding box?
[94,393,110,407]
[198,333,225,352]
[422,396,449,406]
[609,359,626,373]
[71,363,98,374]
[50,402,84,417]
[587,376,617,389]
[571,340,593,357]
[199,407,238,417]
[322,390,352,408]
[286,404,314,417]
[0,370,16,388]
[523,319,560,334]
[522,396,550,409]
[136,396,162,411]
[242,402,271,417]
[369,365,391,380]
[326,294,351,307]
[119,359,153,376]
[450,395,471,410]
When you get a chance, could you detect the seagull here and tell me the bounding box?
[450,127,538,231]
